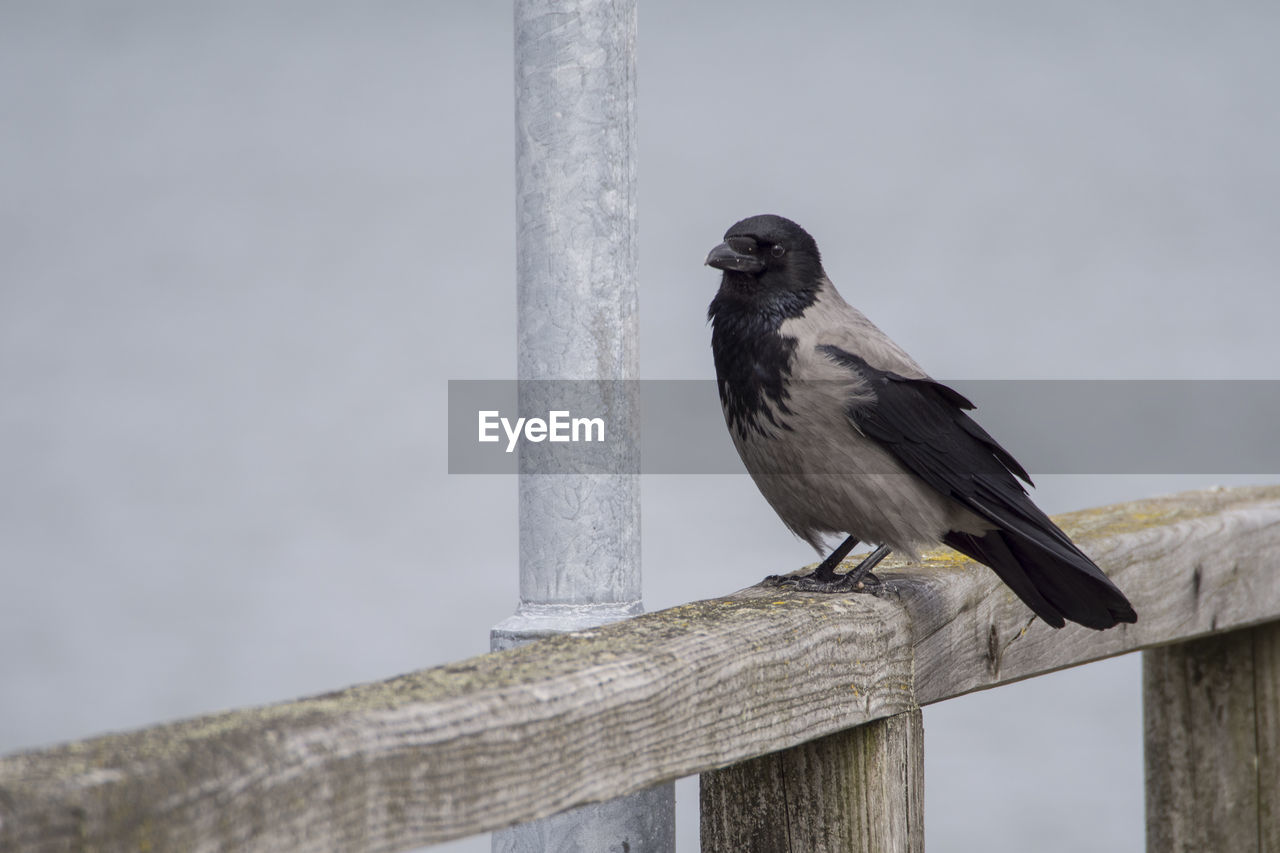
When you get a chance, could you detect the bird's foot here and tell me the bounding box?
[766,570,884,594]
[765,544,892,594]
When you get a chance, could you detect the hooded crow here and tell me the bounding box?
[705,214,1137,630]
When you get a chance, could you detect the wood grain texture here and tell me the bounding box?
[700,710,923,853]
[2,486,1279,851]
[1144,619,1280,853]
[1256,622,1280,853]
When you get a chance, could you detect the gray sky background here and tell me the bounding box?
[3,2,1278,851]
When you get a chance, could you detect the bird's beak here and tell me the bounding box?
[705,242,765,274]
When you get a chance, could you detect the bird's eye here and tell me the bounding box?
[726,237,757,255]
[770,244,786,258]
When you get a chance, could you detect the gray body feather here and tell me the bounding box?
[727,279,991,556]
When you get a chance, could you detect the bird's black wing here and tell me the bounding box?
[818,344,1136,629]
[816,344,1039,521]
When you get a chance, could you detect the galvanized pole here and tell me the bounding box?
[492,0,674,851]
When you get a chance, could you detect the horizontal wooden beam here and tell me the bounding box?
[3,486,1279,852]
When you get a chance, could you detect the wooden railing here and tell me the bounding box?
[3,486,1278,852]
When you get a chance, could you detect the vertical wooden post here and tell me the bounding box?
[700,710,924,853]
[1143,620,1280,853]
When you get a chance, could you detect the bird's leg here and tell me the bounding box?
[782,543,893,593]
[768,536,896,592]
[810,535,860,583]
[831,544,892,590]
[765,536,858,586]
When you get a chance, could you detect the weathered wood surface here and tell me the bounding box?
[2,486,1279,852]
[1144,620,1280,853]
[700,710,923,853]
[1259,623,1280,853]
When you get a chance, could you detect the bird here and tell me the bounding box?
[704,213,1137,630]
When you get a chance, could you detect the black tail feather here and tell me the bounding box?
[944,528,1137,631]
[944,530,1066,627]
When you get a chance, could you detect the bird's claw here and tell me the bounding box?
[764,570,884,594]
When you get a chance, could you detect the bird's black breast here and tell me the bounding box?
[708,284,816,437]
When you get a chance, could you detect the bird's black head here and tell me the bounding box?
[705,215,827,434]
[705,214,826,295]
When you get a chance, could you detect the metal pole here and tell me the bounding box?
[493,0,674,850]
